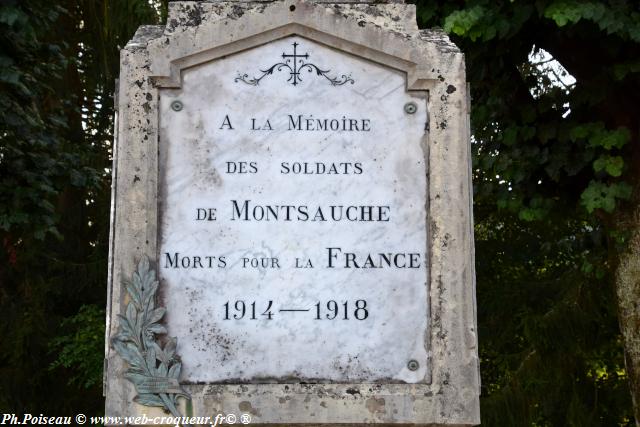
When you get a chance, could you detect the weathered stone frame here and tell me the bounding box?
[105,1,479,424]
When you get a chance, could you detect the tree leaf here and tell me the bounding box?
[593,155,624,177]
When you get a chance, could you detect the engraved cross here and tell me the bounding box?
[282,42,309,86]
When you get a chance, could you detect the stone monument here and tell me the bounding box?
[105,0,480,425]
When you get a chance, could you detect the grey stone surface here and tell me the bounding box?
[203,0,407,3]
[105,0,479,425]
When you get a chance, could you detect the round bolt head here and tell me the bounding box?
[171,100,183,112]
[407,359,419,371]
[404,102,418,114]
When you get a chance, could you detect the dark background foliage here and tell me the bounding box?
[0,0,637,425]
[0,0,164,414]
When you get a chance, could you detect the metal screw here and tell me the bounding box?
[171,100,183,112]
[407,360,419,371]
[404,102,418,114]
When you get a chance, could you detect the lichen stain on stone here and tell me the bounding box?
[345,387,360,396]
[443,372,451,385]
[185,5,202,26]
[239,400,261,416]
[229,5,245,19]
[365,397,385,414]
[364,5,383,17]
[278,396,291,404]
[446,84,457,94]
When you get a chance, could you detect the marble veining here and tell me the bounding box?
[158,37,429,383]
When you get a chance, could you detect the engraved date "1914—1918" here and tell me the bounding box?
[223,300,369,321]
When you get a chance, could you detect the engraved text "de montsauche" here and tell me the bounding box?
[231,200,390,222]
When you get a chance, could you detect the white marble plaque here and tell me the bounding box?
[159,36,429,383]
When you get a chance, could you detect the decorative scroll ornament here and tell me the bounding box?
[235,42,355,87]
[111,257,190,416]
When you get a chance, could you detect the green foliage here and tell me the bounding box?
[416,0,638,423]
[444,6,488,41]
[49,305,105,389]
[543,2,607,27]
[543,1,640,41]
[0,1,94,241]
[474,208,633,425]
[0,0,637,422]
[420,0,639,218]
[593,155,624,177]
[0,0,166,414]
[581,181,632,213]
[570,122,630,150]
